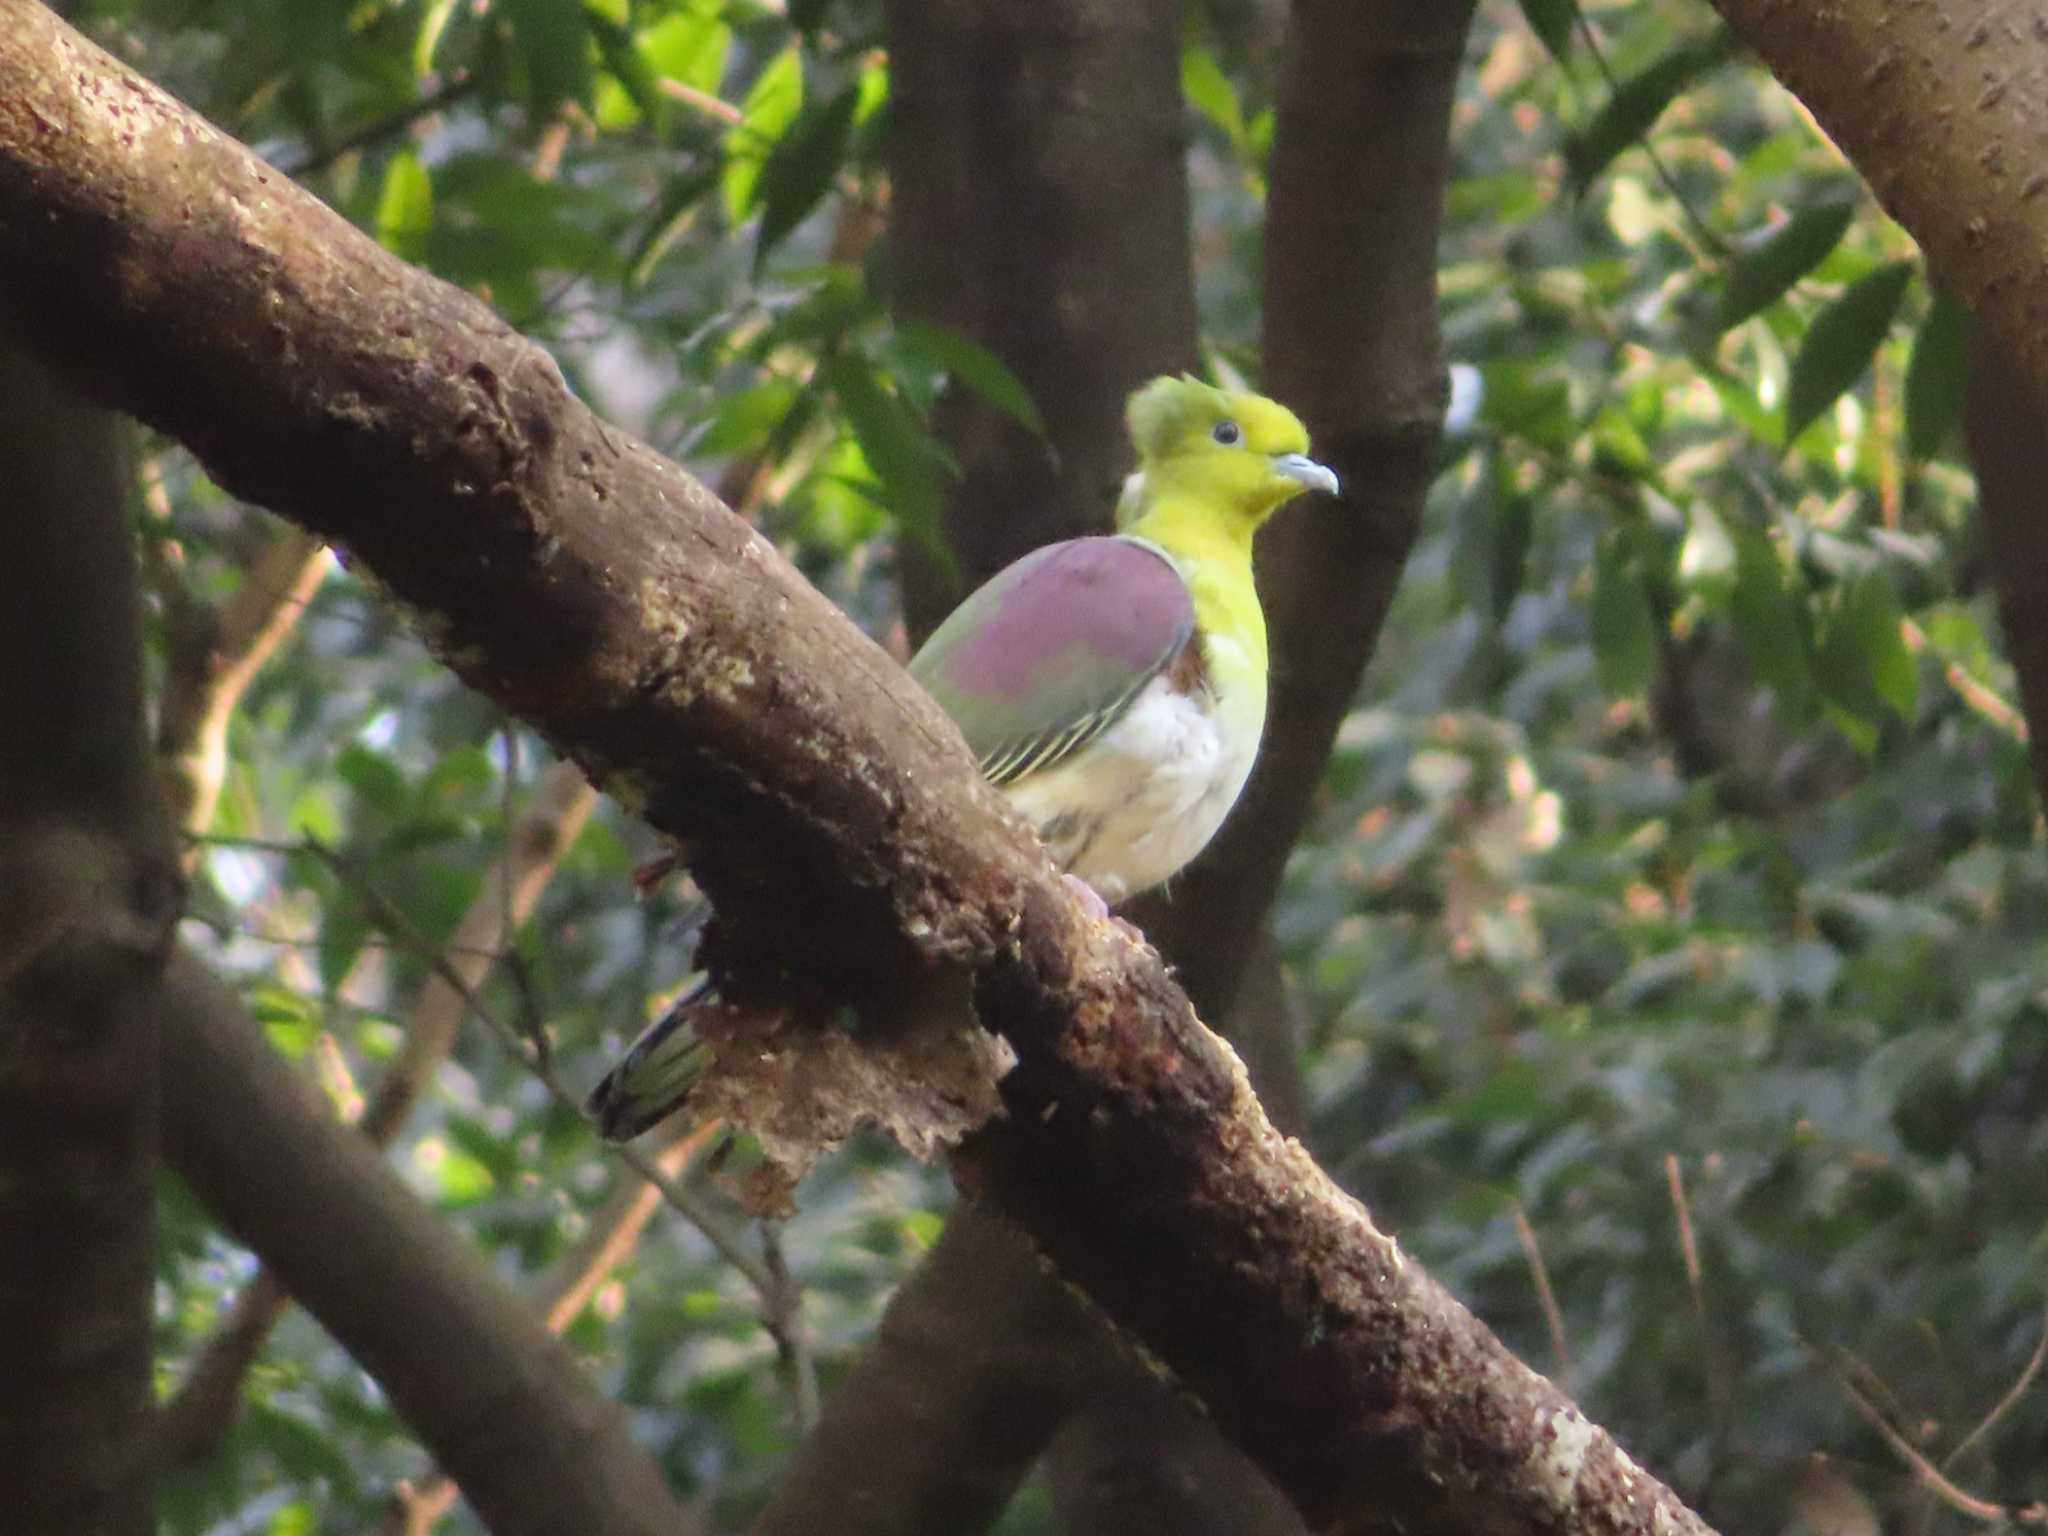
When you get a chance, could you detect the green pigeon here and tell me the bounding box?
[590,374,1337,1139]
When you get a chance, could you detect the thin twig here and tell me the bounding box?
[760,1222,820,1428]
[1944,1299,2048,1471]
[1569,3,1728,259]
[282,77,477,180]
[1665,1155,1732,1435]
[308,838,778,1297]
[1900,617,2030,743]
[655,76,742,125]
[1510,1200,1572,1386]
[1808,1341,2048,1526]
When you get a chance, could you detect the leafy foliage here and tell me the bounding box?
[93,0,2047,1533]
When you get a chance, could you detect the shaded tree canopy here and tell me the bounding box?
[5,2,2048,1535]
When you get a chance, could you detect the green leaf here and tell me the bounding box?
[1479,361,1574,449]
[692,379,800,457]
[641,4,730,97]
[1905,289,1972,459]
[1592,541,1659,696]
[1817,571,1916,729]
[1519,0,1577,61]
[1784,259,1914,443]
[1181,45,1246,151]
[336,744,407,814]
[413,0,461,79]
[1717,196,1855,332]
[252,987,320,1060]
[499,0,594,119]
[375,150,433,262]
[244,1402,360,1497]
[1564,33,1730,195]
[752,85,859,270]
[722,46,804,221]
[587,13,661,124]
[895,322,1044,433]
[1729,526,1812,711]
[626,163,720,289]
[318,902,371,996]
[820,354,951,574]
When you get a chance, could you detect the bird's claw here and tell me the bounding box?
[1061,872,1112,923]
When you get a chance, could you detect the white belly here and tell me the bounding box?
[1001,660,1263,905]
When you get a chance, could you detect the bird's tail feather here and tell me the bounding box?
[588,975,716,1141]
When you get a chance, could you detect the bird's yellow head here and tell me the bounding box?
[1118,375,1339,536]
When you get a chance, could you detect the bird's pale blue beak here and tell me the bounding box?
[1272,453,1340,497]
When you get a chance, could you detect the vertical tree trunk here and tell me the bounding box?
[0,341,179,1536]
[886,0,1198,636]
[1967,332,2048,798]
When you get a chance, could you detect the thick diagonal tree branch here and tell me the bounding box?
[0,7,1711,1532]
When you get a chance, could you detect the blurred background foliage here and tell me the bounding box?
[96,0,2045,1530]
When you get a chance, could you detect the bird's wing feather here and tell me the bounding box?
[909,536,1196,787]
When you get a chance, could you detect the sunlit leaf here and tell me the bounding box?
[587,13,661,125]
[641,3,731,97]
[1182,45,1246,151]
[1905,288,1971,459]
[1717,196,1855,332]
[374,149,432,262]
[692,379,801,457]
[1784,259,1914,443]
[722,46,804,221]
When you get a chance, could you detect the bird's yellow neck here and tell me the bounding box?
[1123,495,1268,678]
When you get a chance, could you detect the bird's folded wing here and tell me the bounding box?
[908,536,1197,787]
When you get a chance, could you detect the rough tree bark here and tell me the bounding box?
[0,342,178,1536]
[1965,333,2048,804]
[886,0,1198,638]
[0,7,1713,1533]
[1703,2,2048,395]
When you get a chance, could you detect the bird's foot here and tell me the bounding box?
[1061,872,1112,923]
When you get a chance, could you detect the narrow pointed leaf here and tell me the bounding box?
[896,323,1044,434]
[753,85,859,270]
[1905,289,1972,459]
[822,355,951,575]
[1730,526,1812,711]
[1592,542,1659,696]
[722,46,804,220]
[1564,33,1730,195]
[1519,0,1577,61]
[1784,260,1914,442]
[375,150,432,262]
[500,0,593,119]
[1717,196,1855,332]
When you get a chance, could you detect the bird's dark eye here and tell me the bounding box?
[1212,420,1241,446]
